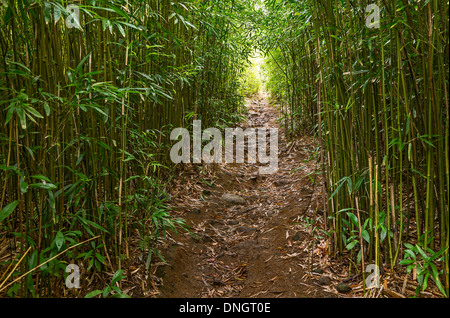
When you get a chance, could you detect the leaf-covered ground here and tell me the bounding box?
[155,93,345,298]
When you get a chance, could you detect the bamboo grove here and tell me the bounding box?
[0,0,256,297]
[260,0,449,296]
[0,0,448,299]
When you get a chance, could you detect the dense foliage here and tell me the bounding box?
[0,0,256,297]
[260,0,449,296]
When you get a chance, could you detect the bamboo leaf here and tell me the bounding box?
[362,230,370,243]
[85,290,103,298]
[329,177,347,200]
[53,4,63,23]
[31,175,52,183]
[415,245,429,260]
[346,212,359,228]
[54,231,64,251]
[346,241,357,250]
[44,2,52,24]
[399,259,415,265]
[16,108,27,129]
[111,269,126,285]
[43,102,51,116]
[29,183,57,190]
[0,201,19,224]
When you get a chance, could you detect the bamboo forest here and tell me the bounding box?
[0,0,448,302]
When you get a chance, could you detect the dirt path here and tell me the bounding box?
[157,92,341,298]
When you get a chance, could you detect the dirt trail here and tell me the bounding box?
[157,92,340,298]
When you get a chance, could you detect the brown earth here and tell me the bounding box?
[155,92,348,298]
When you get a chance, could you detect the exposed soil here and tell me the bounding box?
[156,92,346,298]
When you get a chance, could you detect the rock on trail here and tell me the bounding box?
[222,193,246,205]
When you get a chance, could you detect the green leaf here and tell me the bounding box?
[346,241,358,250]
[7,283,20,297]
[31,175,52,183]
[20,181,28,194]
[95,252,106,264]
[422,272,430,291]
[84,290,103,298]
[94,259,101,272]
[115,23,126,37]
[44,2,52,24]
[43,102,51,116]
[354,174,366,193]
[410,168,426,178]
[430,246,448,261]
[84,219,110,234]
[0,201,19,224]
[28,250,38,269]
[404,249,417,260]
[16,108,27,129]
[53,4,63,23]
[75,52,92,76]
[363,218,371,229]
[429,263,447,297]
[102,286,111,298]
[54,231,64,251]
[24,105,43,119]
[380,226,387,242]
[29,183,57,190]
[111,269,125,285]
[399,259,415,265]
[362,230,370,243]
[111,286,121,293]
[5,107,14,126]
[418,135,435,148]
[346,212,359,228]
[406,264,416,274]
[415,245,429,260]
[404,243,415,250]
[429,262,439,277]
[329,177,346,200]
